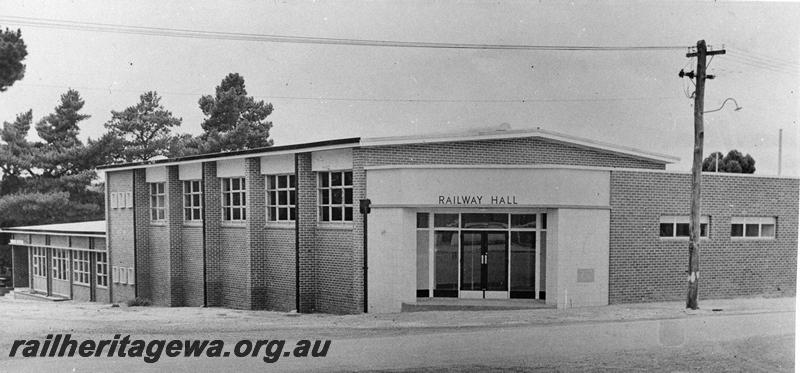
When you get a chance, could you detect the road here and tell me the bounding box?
[0,309,793,372]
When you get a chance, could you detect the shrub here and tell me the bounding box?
[126,297,151,307]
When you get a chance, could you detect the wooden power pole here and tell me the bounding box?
[683,40,725,310]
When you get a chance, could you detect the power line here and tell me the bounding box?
[728,47,800,67]
[725,55,797,76]
[0,15,689,51]
[14,82,683,103]
[726,51,799,71]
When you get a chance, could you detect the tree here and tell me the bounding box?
[105,91,182,162]
[702,150,755,174]
[194,73,274,153]
[0,110,34,195]
[34,89,91,177]
[0,27,27,92]
[0,90,105,230]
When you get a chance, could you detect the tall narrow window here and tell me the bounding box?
[72,250,90,285]
[32,247,46,277]
[95,252,108,287]
[266,174,296,222]
[318,170,353,222]
[149,182,166,221]
[183,180,203,221]
[52,249,69,281]
[221,177,246,221]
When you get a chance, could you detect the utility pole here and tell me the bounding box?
[682,40,725,310]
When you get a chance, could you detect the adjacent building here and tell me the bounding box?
[3,127,797,313]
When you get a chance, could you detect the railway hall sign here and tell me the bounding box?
[437,195,518,205]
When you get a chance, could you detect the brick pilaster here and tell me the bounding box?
[166,166,183,306]
[202,161,222,306]
[133,168,150,300]
[246,157,269,309]
[296,152,317,312]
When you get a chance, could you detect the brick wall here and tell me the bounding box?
[315,228,357,313]
[109,170,137,303]
[296,153,317,312]
[180,226,204,306]
[362,137,666,169]
[609,171,799,303]
[166,166,183,306]
[203,162,221,307]
[262,228,296,311]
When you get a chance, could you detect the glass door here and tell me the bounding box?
[460,231,508,298]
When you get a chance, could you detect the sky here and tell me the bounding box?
[0,1,798,176]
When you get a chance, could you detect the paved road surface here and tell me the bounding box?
[0,310,792,372]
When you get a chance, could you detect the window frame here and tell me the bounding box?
[95,252,108,288]
[32,247,47,277]
[149,182,166,222]
[52,248,69,281]
[266,174,297,223]
[659,215,710,239]
[731,216,776,239]
[317,170,354,223]
[221,177,247,222]
[72,250,90,286]
[183,180,203,222]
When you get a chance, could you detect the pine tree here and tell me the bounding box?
[0,27,27,92]
[105,91,182,162]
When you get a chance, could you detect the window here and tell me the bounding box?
[318,171,353,222]
[32,247,47,277]
[150,182,166,221]
[72,250,90,285]
[183,180,203,221]
[659,216,709,238]
[266,174,296,222]
[52,249,69,281]
[221,177,246,221]
[731,217,776,239]
[96,252,108,287]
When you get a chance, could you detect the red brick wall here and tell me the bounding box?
[362,137,666,169]
[609,171,799,303]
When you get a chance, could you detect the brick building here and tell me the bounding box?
[3,127,797,313]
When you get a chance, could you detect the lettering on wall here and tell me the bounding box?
[437,195,519,205]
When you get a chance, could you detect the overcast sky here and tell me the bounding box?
[1,1,798,175]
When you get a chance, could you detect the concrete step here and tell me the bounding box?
[13,290,70,302]
[402,298,554,312]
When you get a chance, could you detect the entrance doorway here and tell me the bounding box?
[460,231,508,298]
[417,212,546,300]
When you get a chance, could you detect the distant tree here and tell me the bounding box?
[104,91,182,162]
[0,27,27,92]
[0,110,34,195]
[702,150,755,174]
[0,110,34,177]
[0,90,105,229]
[193,73,274,153]
[34,89,91,177]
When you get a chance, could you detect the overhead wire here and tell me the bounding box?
[0,15,689,51]
[726,52,798,72]
[15,82,683,104]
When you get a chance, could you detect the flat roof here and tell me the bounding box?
[0,220,106,237]
[97,126,679,171]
